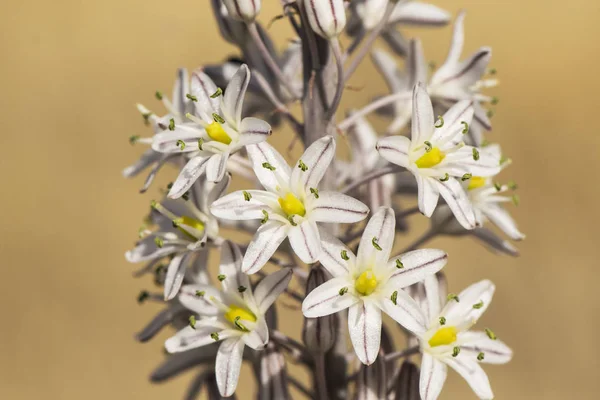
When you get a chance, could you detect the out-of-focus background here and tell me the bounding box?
[1,0,599,399]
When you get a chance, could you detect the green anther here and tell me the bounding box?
[489,68,497,75]
[150,199,158,208]
[396,259,404,269]
[129,135,140,145]
[439,316,446,325]
[435,115,444,128]
[168,118,175,131]
[195,290,205,297]
[487,110,494,118]
[212,113,225,124]
[176,140,186,150]
[243,191,252,201]
[262,162,276,171]
[310,188,319,198]
[238,286,247,293]
[491,97,499,105]
[485,328,497,340]
[472,148,480,161]
[186,93,198,102]
[189,315,196,329]
[211,332,219,341]
[494,182,502,191]
[198,138,204,150]
[154,237,164,248]
[372,237,382,251]
[477,352,485,361]
[439,173,450,182]
[298,160,308,171]
[234,316,248,331]
[210,88,223,98]
[462,173,472,181]
[452,347,461,357]
[155,91,163,100]
[287,215,297,226]
[341,250,349,261]
[339,287,349,296]
[428,60,437,70]
[461,121,469,134]
[141,112,152,124]
[473,301,484,309]
[424,141,433,152]
[391,290,398,305]
[508,181,518,190]
[181,192,190,201]
[512,194,520,206]
[447,293,460,302]
[261,210,269,224]
[217,274,226,282]
[137,290,150,304]
[481,139,491,147]
[500,155,510,165]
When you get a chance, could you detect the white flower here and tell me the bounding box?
[352,0,450,31]
[125,175,230,300]
[302,207,448,365]
[304,0,347,39]
[211,136,370,273]
[151,64,272,196]
[165,241,293,397]
[377,83,501,229]
[415,276,512,399]
[222,0,261,22]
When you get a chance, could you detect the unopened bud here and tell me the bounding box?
[304,0,347,39]
[302,266,338,353]
[258,343,291,400]
[223,0,261,22]
[395,361,420,400]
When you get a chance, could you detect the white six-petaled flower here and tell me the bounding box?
[416,276,512,400]
[211,136,370,273]
[151,64,272,196]
[302,207,448,365]
[165,241,293,397]
[377,83,501,230]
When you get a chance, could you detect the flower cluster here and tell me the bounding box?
[124,1,521,399]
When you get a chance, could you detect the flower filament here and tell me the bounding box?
[206,121,232,144]
[278,193,306,217]
[415,147,445,169]
[354,270,378,296]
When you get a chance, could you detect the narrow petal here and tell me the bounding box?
[253,268,293,313]
[376,135,411,168]
[444,357,493,399]
[164,253,188,300]
[168,156,209,199]
[443,146,501,177]
[442,279,495,326]
[125,236,176,263]
[178,284,222,316]
[445,10,466,65]
[302,277,359,318]
[309,191,370,223]
[419,353,448,400]
[165,326,232,353]
[387,249,448,289]
[430,100,474,145]
[391,2,451,26]
[122,149,161,178]
[242,221,289,274]
[290,136,335,194]
[376,291,427,334]
[171,68,190,116]
[348,301,382,365]
[318,229,355,277]
[211,190,277,220]
[238,117,272,147]
[407,38,428,87]
[357,207,396,268]
[222,64,250,128]
[482,204,525,240]
[459,332,513,364]
[371,48,406,94]
[218,240,251,294]
[288,220,322,263]
[434,178,476,230]
[191,69,221,119]
[434,47,492,89]
[152,126,206,153]
[422,274,443,323]
[247,142,292,193]
[411,82,435,144]
[416,176,440,217]
[471,227,520,256]
[206,152,229,182]
[215,337,246,397]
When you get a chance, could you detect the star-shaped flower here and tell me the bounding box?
[377,83,501,229]
[415,276,512,399]
[302,207,448,365]
[152,64,272,197]
[211,136,370,273]
[165,241,293,397]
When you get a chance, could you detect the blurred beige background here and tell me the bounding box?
[1,0,599,399]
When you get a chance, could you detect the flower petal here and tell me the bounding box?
[444,357,493,399]
[222,64,250,129]
[253,268,293,313]
[191,69,221,119]
[168,156,210,199]
[459,331,513,364]
[309,191,370,223]
[442,279,495,326]
[318,229,355,277]
[376,290,427,334]
[151,125,206,153]
[171,68,190,116]
[411,82,435,144]
[407,38,428,88]
[242,318,269,350]
[125,236,177,263]
[242,221,290,274]
[390,2,451,26]
[481,204,525,241]
[247,142,292,192]
[178,284,222,315]
[348,301,382,365]
[430,100,473,146]
[419,353,448,400]
[416,176,440,217]
[387,249,448,289]
[434,178,476,230]
[122,149,161,178]
[434,48,492,90]
[164,253,188,300]
[302,276,359,318]
[445,10,466,65]
[290,136,336,194]
[215,336,246,397]
[165,326,233,354]
[218,240,251,294]
[238,117,272,147]
[471,227,520,256]
[376,135,411,168]
[357,207,396,268]
[443,146,501,177]
[288,220,322,263]
[211,190,277,220]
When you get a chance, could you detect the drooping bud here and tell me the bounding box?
[394,360,420,400]
[304,0,347,39]
[257,343,291,400]
[355,354,386,400]
[222,0,261,22]
[302,266,338,353]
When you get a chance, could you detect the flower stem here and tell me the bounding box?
[337,90,412,131]
[314,353,330,400]
[324,38,345,123]
[400,230,438,253]
[384,346,420,362]
[340,166,403,194]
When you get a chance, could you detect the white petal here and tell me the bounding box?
[191,69,221,119]
[419,353,448,400]
[211,190,277,220]
[318,229,354,277]
[376,135,411,168]
[459,331,513,364]
[434,178,476,230]
[125,237,176,263]
[218,241,251,294]
[442,280,495,326]
[238,117,272,147]
[444,357,493,399]
[222,64,250,129]
[348,301,382,365]
[122,149,161,178]
[430,100,473,145]
[302,277,359,318]
[482,204,525,240]
[178,284,222,315]
[165,326,231,353]
[215,336,246,397]
[411,82,435,144]
[446,10,466,65]
[247,142,292,193]
[309,191,370,223]
[253,268,293,313]
[151,126,206,153]
[288,220,322,263]
[387,249,448,288]
[434,48,492,90]
[443,146,501,177]
[376,290,427,334]
[391,2,451,26]
[357,207,396,268]
[164,253,188,300]
[290,136,335,194]
[416,176,440,217]
[171,68,190,116]
[371,48,406,95]
[422,274,443,323]
[168,156,209,199]
[206,152,229,183]
[407,38,428,87]
[242,221,290,274]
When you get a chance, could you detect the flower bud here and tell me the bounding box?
[257,343,291,400]
[355,355,386,400]
[302,266,338,353]
[394,361,420,400]
[222,0,261,22]
[304,0,347,39]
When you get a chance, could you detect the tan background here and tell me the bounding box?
[1,0,599,398]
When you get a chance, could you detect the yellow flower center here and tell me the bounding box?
[467,176,486,190]
[177,216,205,240]
[428,326,458,347]
[415,147,445,169]
[224,305,257,328]
[206,121,232,145]
[354,270,378,296]
[278,193,306,217]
